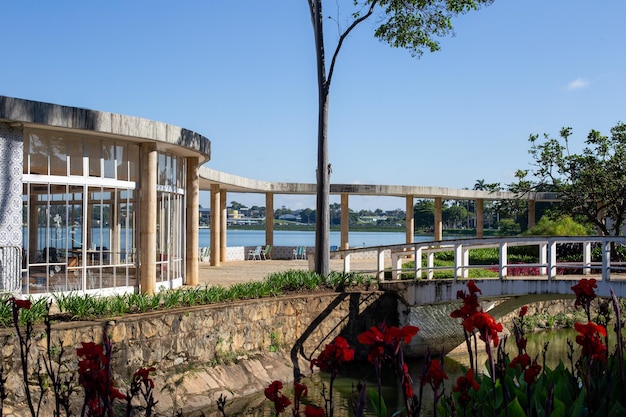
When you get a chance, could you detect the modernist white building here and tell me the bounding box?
[0,96,209,296]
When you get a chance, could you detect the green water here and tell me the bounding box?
[202,329,582,416]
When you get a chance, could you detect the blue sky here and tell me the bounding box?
[3,1,625,211]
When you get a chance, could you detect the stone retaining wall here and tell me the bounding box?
[0,290,397,416]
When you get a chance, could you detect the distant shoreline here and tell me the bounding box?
[202,224,489,236]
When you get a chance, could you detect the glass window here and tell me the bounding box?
[68,136,84,176]
[49,135,67,176]
[116,144,127,181]
[128,144,139,182]
[28,132,48,175]
[102,140,116,179]
[158,153,166,185]
[88,140,101,177]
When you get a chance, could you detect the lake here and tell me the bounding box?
[198,229,450,248]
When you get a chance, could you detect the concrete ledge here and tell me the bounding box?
[0,95,211,162]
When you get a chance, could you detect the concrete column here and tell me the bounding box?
[405,195,414,244]
[527,199,536,230]
[139,144,157,295]
[434,197,443,241]
[220,191,227,263]
[476,199,484,238]
[265,192,274,246]
[185,157,199,286]
[210,184,221,266]
[341,193,349,249]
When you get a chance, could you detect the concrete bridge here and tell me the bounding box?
[337,236,626,356]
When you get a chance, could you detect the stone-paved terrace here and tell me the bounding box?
[197,257,390,287]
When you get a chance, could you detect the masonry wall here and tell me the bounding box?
[0,290,397,416]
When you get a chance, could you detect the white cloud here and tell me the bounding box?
[567,78,590,91]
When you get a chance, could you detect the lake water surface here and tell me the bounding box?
[198,229,449,248]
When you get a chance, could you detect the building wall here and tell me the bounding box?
[0,123,24,246]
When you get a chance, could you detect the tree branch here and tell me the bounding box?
[327,0,379,88]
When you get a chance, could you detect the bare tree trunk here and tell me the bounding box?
[312,0,330,276]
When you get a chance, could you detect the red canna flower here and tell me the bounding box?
[133,367,156,389]
[264,380,291,414]
[76,340,126,412]
[572,279,597,308]
[450,283,481,321]
[400,362,414,398]
[509,353,531,370]
[357,323,419,363]
[310,336,354,374]
[304,404,326,417]
[523,358,542,384]
[467,280,482,296]
[463,311,503,347]
[7,297,32,310]
[519,305,529,317]
[294,382,307,401]
[420,359,448,391]
[453,369,480,406]
[574,321,607,362]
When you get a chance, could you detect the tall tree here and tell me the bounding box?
[528,122,626,236]
[307,0,494,275]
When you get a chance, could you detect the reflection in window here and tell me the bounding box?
[49,135,67,176]
[68,136,84,176]
[28,132,48,175]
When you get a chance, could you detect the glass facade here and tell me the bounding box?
[22,128,186,294]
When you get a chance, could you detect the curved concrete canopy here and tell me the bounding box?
[199,166,558,202]
[0,96,211,162]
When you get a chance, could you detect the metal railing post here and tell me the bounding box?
[499,241,508,279]
[427,252,434,280]
[415,246,422,279]
[547,239,557,280]
[583,241,592,275]
[377,248,385,281]
[539,242,547,276]
[602,239,611,281]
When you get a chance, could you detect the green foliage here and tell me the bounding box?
[528,122,626,236]
[373,0,495,58]
[497,218,521,235]
[525,215,591,236]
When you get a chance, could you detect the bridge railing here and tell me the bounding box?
[338,236,626,282]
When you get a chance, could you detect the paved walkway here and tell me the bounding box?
[197,257,389,287]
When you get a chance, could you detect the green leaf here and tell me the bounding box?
[608,401,626,417]
[549,398,566,417]
[367,388,387,417]
[568,388,586,417]
[498,397,527,417]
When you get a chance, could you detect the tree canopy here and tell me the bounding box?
[527,121,626,236]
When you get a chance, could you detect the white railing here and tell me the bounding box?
[339,236,626,282]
